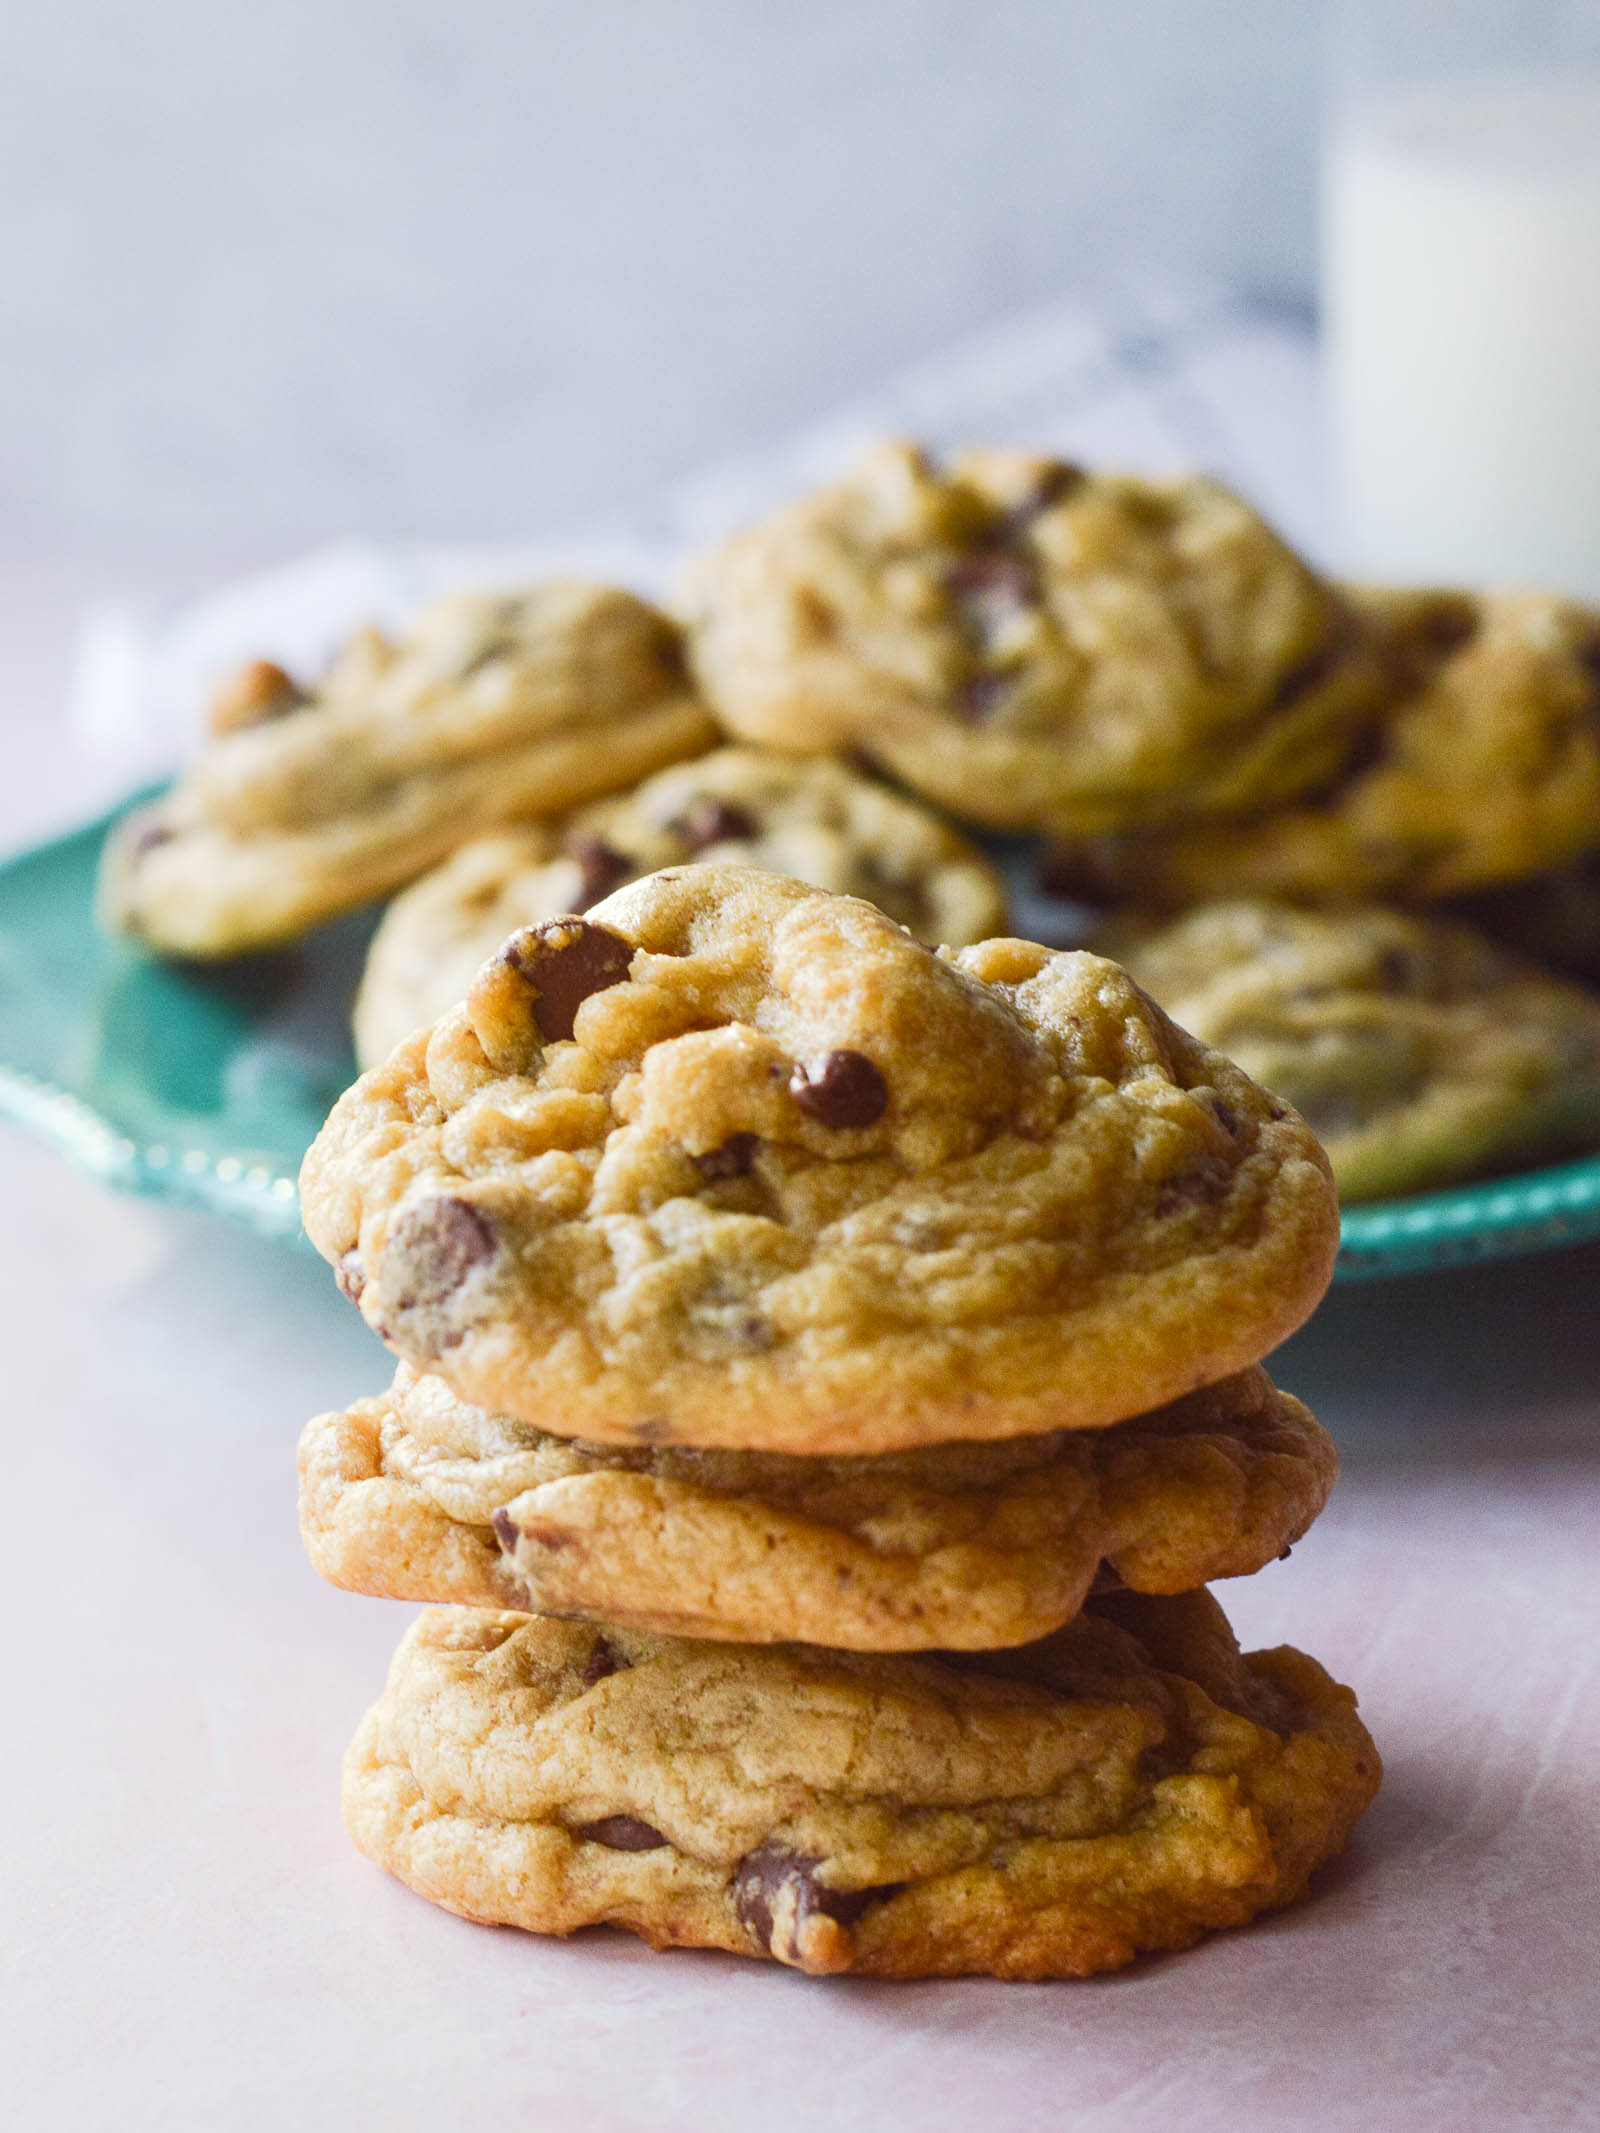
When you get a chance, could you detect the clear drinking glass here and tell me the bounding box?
[1323,1,1600,597]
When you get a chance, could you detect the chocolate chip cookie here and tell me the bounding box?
[301,866,1339,1454]
[1045,589,1600,910]
[343,1589,1379,1978]
[299,1361,1336,1648]
[677,441,1393,836]
[351,748,1009,1068]
[1100,897,1600,1201]
[99,583,717,958]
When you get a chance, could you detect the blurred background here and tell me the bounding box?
[2,1,1325,567]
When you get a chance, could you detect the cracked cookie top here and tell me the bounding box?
[351,747,1008,1067]
[301,865,1339,1453]
[677,441,1392,836]
[1045,589,1600,910]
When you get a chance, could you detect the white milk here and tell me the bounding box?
[1324,74,1600,597]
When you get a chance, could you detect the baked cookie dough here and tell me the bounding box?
[299,1361,1336,1648]
[677,441,1393,837]
[99,583,717,957]
[1100,898,1600,1201]
[351,748,1008,1068]
[1044,589,1600,910]
[301,866,1339,1454]
[343,1589,1379,1979]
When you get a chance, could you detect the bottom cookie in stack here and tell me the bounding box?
[342,1591,1379,1980]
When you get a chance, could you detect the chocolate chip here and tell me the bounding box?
[504,919,633,1043]
[733,1842,902,1958]
[565,835,631,911]
[1277,1543,1293,1562]
[947,549,1036,647]
[490,1506,518,1554]
[335,1249,365,1304]
[692,1132,759,1180]
[1155,1157,1232,1216]
[1421,602,1478,660]
[459,636,516,677]
[383,1197,498,1350]
[1209,1099,1241,1139]
[666,796,758,851]
[577,1815,669,1851]
[1021,460,1085,515]
[955,670,1012,724]
[127,817,177,860]
[789,1050,888,1129]
[581,1637,623,1690]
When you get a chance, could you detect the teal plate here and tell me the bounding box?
[7,793,1600,1277]
[0,795,371,1240]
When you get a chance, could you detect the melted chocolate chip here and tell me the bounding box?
[733,1842,902,1957]
[490,1506,518,1553]
[505,920,633,1043]
[1209,1099,1242,1139]
[789,1049,888,1129]
[947,549,1036,650]
[692,1132,759,1181]
[384,1196,498,1341]
[1155,1157,1232,1217]
[577,1815,668,1851]
[667,796,759,851]
[581,1638,623,1689]
[335,1249,365,1304]
[1007,461,1085,528]
[956,670,1012,724]
[566,835,631,911]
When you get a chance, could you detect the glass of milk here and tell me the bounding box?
[1324,3,1600,598]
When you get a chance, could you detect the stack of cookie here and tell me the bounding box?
[298,864,1379,1980]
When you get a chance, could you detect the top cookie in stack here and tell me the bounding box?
[301,864,1338,1455]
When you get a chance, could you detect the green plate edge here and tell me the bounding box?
[7,793,1600,1279]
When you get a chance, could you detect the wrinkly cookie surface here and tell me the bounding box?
[300,1362,1335,1648]
[99,582,715,957]
[343,1589,1379,1979]
[301,866,1339,1453]
[1046,589,1600,910]
[677,441,1392,836]
[352,747,1008,1067]
[1101,897,1600,1202]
